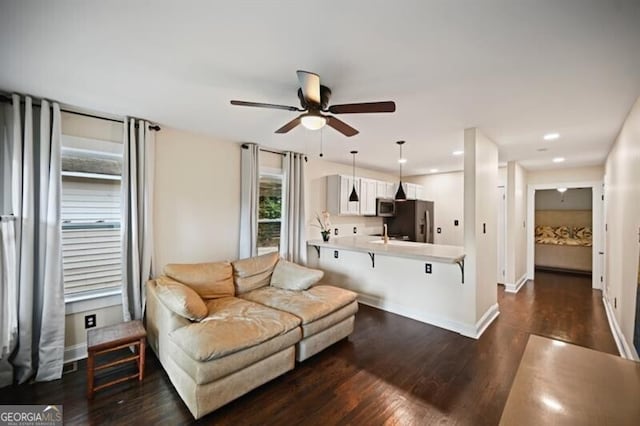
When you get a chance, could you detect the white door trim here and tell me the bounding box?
[526,180,603,290]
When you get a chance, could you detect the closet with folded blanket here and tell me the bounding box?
[534,188,593,274]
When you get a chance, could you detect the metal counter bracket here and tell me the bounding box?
[456,259,464,284]
[368,252,375,268]
[311,245,320,258]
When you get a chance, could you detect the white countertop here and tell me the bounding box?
[307,236,465,264]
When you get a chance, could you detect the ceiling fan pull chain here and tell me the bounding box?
[319,127,324,157]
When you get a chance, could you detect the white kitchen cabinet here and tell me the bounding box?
[359,178,378,216]
[404,183,417,200]
[326,175,360,215]
[386,182,397,199]
[376,181,388,199]
[416,184,425,200]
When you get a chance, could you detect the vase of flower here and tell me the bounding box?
[314,211,332,242]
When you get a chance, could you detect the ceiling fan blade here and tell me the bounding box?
[230,100,300,112]
[328,101,396,114]
[275,115,302,134]
[326,116,359,137]
[296,70,321,105]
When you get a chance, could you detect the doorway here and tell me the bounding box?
[497,186,506,284]
[526,181,604,290]
[533,188,593,276]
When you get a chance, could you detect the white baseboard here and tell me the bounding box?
[504,273,528,294]
[463,303,500,339]
[602,296,639,361]
[357,293,494,340]
[64,343,87,363]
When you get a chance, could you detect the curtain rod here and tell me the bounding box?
[241,144,307,162]
[0,94,161,131]
[1,214,16,222]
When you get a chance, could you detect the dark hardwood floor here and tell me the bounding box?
[0,271,618,425]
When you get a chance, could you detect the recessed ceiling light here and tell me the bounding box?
[430,168,438,173]
[552,157,565,163]
[452,150,464,156]
[537,148,548,152]
[398,158,407,164]
[544,133,560,141]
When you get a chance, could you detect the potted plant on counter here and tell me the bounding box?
[314,211,332,242]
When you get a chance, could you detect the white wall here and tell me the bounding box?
[505,161,528,289]
[527,166,604,185]
[603,96,640,359]
[464,128,499,326]
[535,188,592,210]
[406,172,464,246]
[154,127,241,271]
[305,158,397,240]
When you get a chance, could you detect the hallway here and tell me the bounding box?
[498,270,618,355]
[0,271,619,425]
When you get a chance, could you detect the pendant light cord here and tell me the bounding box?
[399,143,403,181]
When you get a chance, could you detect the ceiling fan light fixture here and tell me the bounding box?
[301,113,327,130]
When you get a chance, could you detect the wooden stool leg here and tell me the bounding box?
[87,351,95,399]
[138,338,145,381]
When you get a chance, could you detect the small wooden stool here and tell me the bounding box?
[86,320,146,398]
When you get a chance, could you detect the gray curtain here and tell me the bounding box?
[239,143,260,259]
[0,94,64,387]
[280,152,307,264]
[121,119,155,321]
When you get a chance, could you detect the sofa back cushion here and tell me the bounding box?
[231,252,280,294]
[270,260,324,291]
[155,276,208,321]
[164,261,234,299]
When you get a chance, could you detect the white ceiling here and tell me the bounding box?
[1,1,639,175]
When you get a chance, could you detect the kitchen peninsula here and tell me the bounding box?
[307,236,485,337]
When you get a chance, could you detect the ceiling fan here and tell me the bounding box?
[230,70,396,137]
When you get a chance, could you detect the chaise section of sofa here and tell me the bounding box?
[240,285,358,361]
[145,261,301,419]
[232,253,358,362]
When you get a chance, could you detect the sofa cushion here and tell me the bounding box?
[167,328,301,385]
[240,285,358,325]
[168,297,300,362]
[270,260,324,291]
[231,252,279,294]
[155,276,208,321]
[164,261,234,299]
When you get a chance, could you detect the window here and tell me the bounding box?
[257,173,283,255]
[61,133,123,299]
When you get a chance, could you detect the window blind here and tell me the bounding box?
[62,177,122,295]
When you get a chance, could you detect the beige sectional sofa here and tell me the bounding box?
[145,252,357,419]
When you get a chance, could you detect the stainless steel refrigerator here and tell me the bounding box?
[384,200,434,243]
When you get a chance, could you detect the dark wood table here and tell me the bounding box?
[86,320,147,398]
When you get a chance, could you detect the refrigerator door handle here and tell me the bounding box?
[425,210,431,243]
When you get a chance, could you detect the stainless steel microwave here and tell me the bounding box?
[376,198,396,217]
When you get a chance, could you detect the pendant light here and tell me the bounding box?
[394,141,407,201]
[349,150,359,202]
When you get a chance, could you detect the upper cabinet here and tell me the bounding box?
[327,175,360,215]
[327,175,425,216]
[405,183,417,200]
[359,178,377,216]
